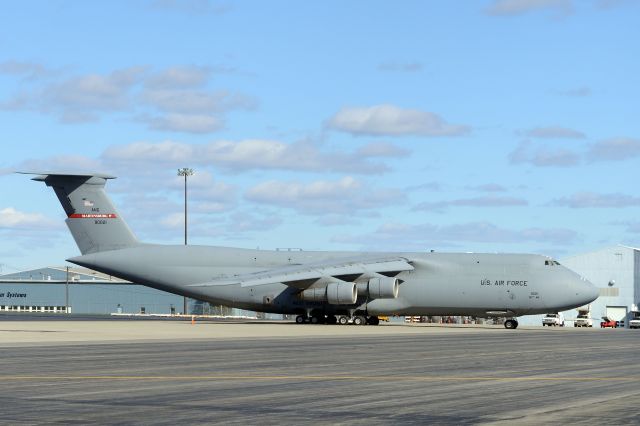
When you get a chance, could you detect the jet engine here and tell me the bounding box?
[357,276,399,299]
[301,281,357,304]
[326,281,357,304]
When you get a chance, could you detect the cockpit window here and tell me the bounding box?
[545,260,561,266]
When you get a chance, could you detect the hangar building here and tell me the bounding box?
[562,245,639,326]
[0,266,186,315]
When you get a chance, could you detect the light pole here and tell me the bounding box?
[177,167,194,245]
[177,167,194,314]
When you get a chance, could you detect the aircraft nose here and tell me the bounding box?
[547,267,599,311]
[571,274,599,306]
[585,279,599,302]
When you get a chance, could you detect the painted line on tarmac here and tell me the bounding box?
[1,375,636,382]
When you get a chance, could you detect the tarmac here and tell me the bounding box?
[1,318,638,425]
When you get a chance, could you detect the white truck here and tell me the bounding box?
[574,306,593,327]
[630,311,640,329]
[542,312,565,327]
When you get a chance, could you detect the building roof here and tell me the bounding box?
[0,266,130,284]
[562,244,639,262]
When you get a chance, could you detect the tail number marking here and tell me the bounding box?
[69,213,117,225]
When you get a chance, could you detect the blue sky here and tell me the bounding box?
[1,0,639,271]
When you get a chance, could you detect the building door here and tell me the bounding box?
[606,306,628,326]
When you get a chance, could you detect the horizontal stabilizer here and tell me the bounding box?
[17,171,116,181]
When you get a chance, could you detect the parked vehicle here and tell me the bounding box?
[542,312,565,327]
[600,317,619,328]
[574,306,593,327]
[629,311,640,329]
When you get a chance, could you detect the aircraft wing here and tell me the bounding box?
[188,256,414,289]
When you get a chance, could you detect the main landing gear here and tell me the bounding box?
[295,314,380,326]
[504,319,519,329]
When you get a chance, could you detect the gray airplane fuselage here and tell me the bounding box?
[70,244,597,317]
[24,172,598,322]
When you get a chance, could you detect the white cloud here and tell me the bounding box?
[141,89,257,114]
[414,196,528,212]
[45,67,146,113]
[142,90,222,113]
[485,0,573,17]
[192,202,230,214]
[0,61,50,80]
[334,221,578,249]
[326,104,470,137]
[355,141,410,158]
[103,140,195,164]
[0,66,146,122]
[245,176,405,215]
[143,113,224,133]
[102,139,401,174]
[0,63,252,134]
[406,182,444,192]
[509,140,580,167]
[619,221,640,234]
[466,183,507,192]
[377,62,423,72]
[525,126,586,139]
[159,212,185,229]
[587,138,640,162]
[144,65,211,89]
[596,0,633,9]
[249,176,359,198]
[15,155,104,174]
[315,215,360,227]
[554,86,591,97]
[172,170,237,206]
[228,212,282,232]
[0,208,56,229]
[551,192,640,208]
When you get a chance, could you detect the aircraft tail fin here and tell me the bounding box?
[22,172,139,254]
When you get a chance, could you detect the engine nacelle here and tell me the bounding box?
[300,287,326,302]
[300,282,357,305]
[366,276,399,299]
[326,281,357,305]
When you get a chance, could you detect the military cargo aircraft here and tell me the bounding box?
[24,172,598,329]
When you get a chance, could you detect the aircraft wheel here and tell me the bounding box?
[310,315,323,325]
[295,315,306,324]
[367,316,380,326]
[338,316,349,325]
[504,319,517,329]
[353,316,366,326]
